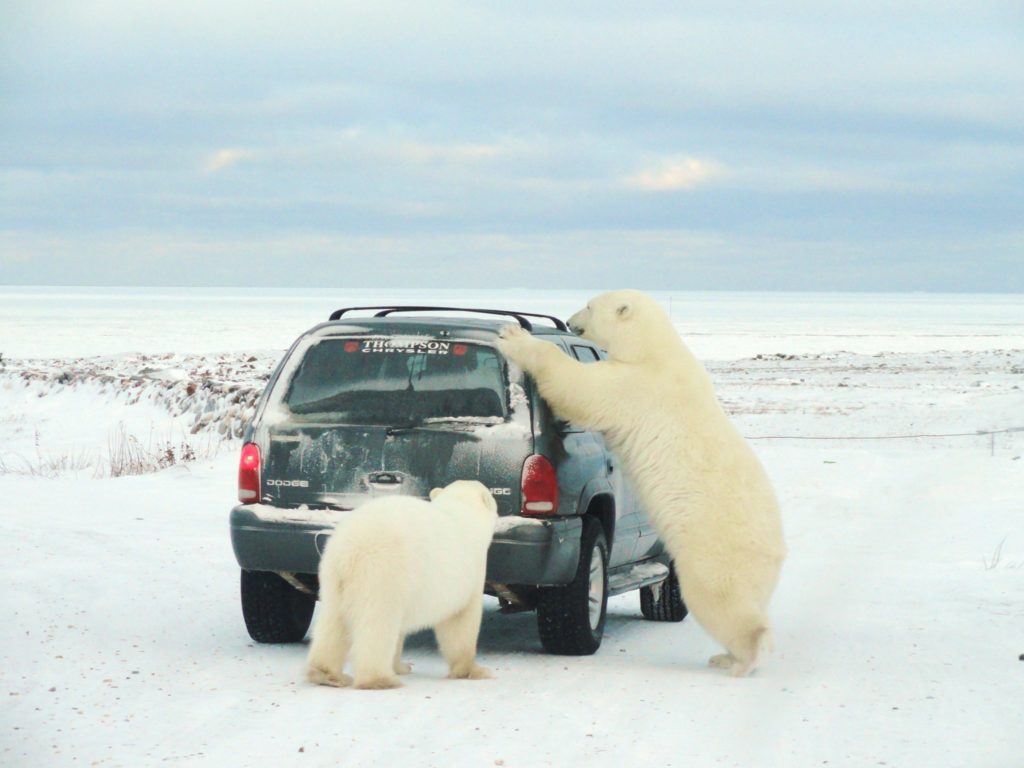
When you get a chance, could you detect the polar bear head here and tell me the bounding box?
[429,480,499,524]
[567,289,678,363]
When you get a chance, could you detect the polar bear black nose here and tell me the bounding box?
[569,322,584,335]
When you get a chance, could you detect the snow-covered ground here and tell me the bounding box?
[1,289,1022,767]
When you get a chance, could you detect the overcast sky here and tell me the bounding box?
[2,1,1022,291]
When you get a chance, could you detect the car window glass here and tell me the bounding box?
[281,338,506,423]
[571,345,600,363]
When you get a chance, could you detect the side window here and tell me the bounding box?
[571,345,600,363]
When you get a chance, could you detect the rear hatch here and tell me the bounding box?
[257,332,532,515]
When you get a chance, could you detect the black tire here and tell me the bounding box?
[536,517,608,655]
[639,562,688,622]
[240,569,316,643]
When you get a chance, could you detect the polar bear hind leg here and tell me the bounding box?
[306,593,354,688]
[348,609,404,689]
[393,634,412,675]
[684,585,771,678]
[708,626,770,677]
[435,594,492,680]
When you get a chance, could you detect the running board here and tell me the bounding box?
[607,560,669,597]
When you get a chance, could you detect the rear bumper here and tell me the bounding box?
[229,505,583,588]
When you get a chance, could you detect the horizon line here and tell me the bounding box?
[2,284,1023,297]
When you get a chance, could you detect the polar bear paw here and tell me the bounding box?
[307,665,353,688]
[448,663,494,680]
[354,674,403,690]
[708,653,735,669]
[495,324,534,363]
[394,660,413,675]
[498,323,528,341]
[709,653,755,677]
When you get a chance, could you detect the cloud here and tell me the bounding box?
[626,157,720,192]
[203,148,250,173]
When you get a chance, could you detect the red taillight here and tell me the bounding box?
[238,443,261,503]
[521,454,559,515]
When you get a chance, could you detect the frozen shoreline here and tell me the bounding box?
[2,346,1020,472]
[2,286,1022,359]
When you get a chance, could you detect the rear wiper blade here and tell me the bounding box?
[385,416,503,435]
[385,421,424,434]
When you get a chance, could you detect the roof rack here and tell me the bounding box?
[327,305,568,332]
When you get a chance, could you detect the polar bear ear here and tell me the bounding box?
[616,302,633,320]
[429,487,443,501]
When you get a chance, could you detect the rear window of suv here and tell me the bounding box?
[282,337,507,424]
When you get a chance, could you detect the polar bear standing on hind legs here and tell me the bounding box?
[497,290,785,677]
[306,480,498,689]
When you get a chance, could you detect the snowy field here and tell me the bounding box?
[1,288,1022,767]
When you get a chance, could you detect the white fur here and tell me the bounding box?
[306,480,498,689]
[497,289,785,676]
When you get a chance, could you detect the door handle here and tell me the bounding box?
[368,471,403,485]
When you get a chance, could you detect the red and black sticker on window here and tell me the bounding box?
[343,338,458,355]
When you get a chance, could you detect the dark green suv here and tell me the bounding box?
[229,306,686,655]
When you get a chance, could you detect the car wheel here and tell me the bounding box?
[536,517,608,655]
[240,569,316,643]
[639,562,688,622]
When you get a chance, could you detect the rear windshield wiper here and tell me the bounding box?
[385,416,503,435]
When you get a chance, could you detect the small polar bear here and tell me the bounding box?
[497,289,785,677]
[306,480,498,689]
